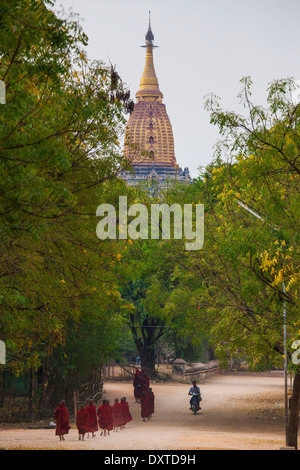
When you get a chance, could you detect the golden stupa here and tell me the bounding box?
[124,16,176,168]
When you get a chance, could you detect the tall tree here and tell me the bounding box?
[0,0,133,403]
[166,77,300,447]
[119,240,172,376]
[204,77,300,448]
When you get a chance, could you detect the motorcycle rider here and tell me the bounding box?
[188,381,201,410]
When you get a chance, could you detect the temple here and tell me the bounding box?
[122,15,191,188]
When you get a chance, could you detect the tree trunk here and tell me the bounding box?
[129,312,170,378]
[138,344,156,377]
[287,371,300,449]
[38,358,49,418]
[28,368,35,420]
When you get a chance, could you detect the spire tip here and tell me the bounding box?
[145,11,154,45]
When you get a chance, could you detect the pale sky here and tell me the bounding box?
[53,0,300,178]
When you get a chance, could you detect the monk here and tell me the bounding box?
[141,391,152,422]
[140,370,150,393]
[112,398,122,432]
[97,399,113,436]
[119,396,133,429]
[54,399,71,441]
[85,400,98,438]
[148,387,155,419]
[133,368,142,402]
[76,405,89,440]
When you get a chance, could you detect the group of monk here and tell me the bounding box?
[53,367,155,441]
[54,397,133,441]
[133,368,155,422]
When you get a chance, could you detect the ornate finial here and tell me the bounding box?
[145,10,154,45]
[137,11,162,100]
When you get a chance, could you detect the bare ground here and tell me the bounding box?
[0,371,297,450]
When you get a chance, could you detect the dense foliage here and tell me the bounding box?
[0,0,132,416]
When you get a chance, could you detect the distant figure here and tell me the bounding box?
[188,381,201,410]
[85,400,98,438]
[54,399,71,441]
[97,399,113,436]
[133,368,142,402]
[112,398,122,432]
[119,396,133,429]
[76,405,89,440]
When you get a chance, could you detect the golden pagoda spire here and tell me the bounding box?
[124,14,177,169]
[136,12,163,102]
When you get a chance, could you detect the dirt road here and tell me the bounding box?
[0,372,295,450]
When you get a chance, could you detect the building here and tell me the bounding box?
[122,17,191,190]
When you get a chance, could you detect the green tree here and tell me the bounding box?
[115,181,211,375]
[0,0,133,416]
[204,77,300,448]
[167,77,300,447]
[119,241,172,376]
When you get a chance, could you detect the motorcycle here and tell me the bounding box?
[190,394,202,415]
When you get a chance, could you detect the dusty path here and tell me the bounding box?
[0,372,296,450]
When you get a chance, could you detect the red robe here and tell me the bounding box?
[54,404,70,435]
[76,408,89,434]
[148,391,155,415]
[141,393,152,419]
[112,402,122,427]
[85,404,98,432]
[97,403,113,431]
[140,372,150,392]
[119,401,133,426]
